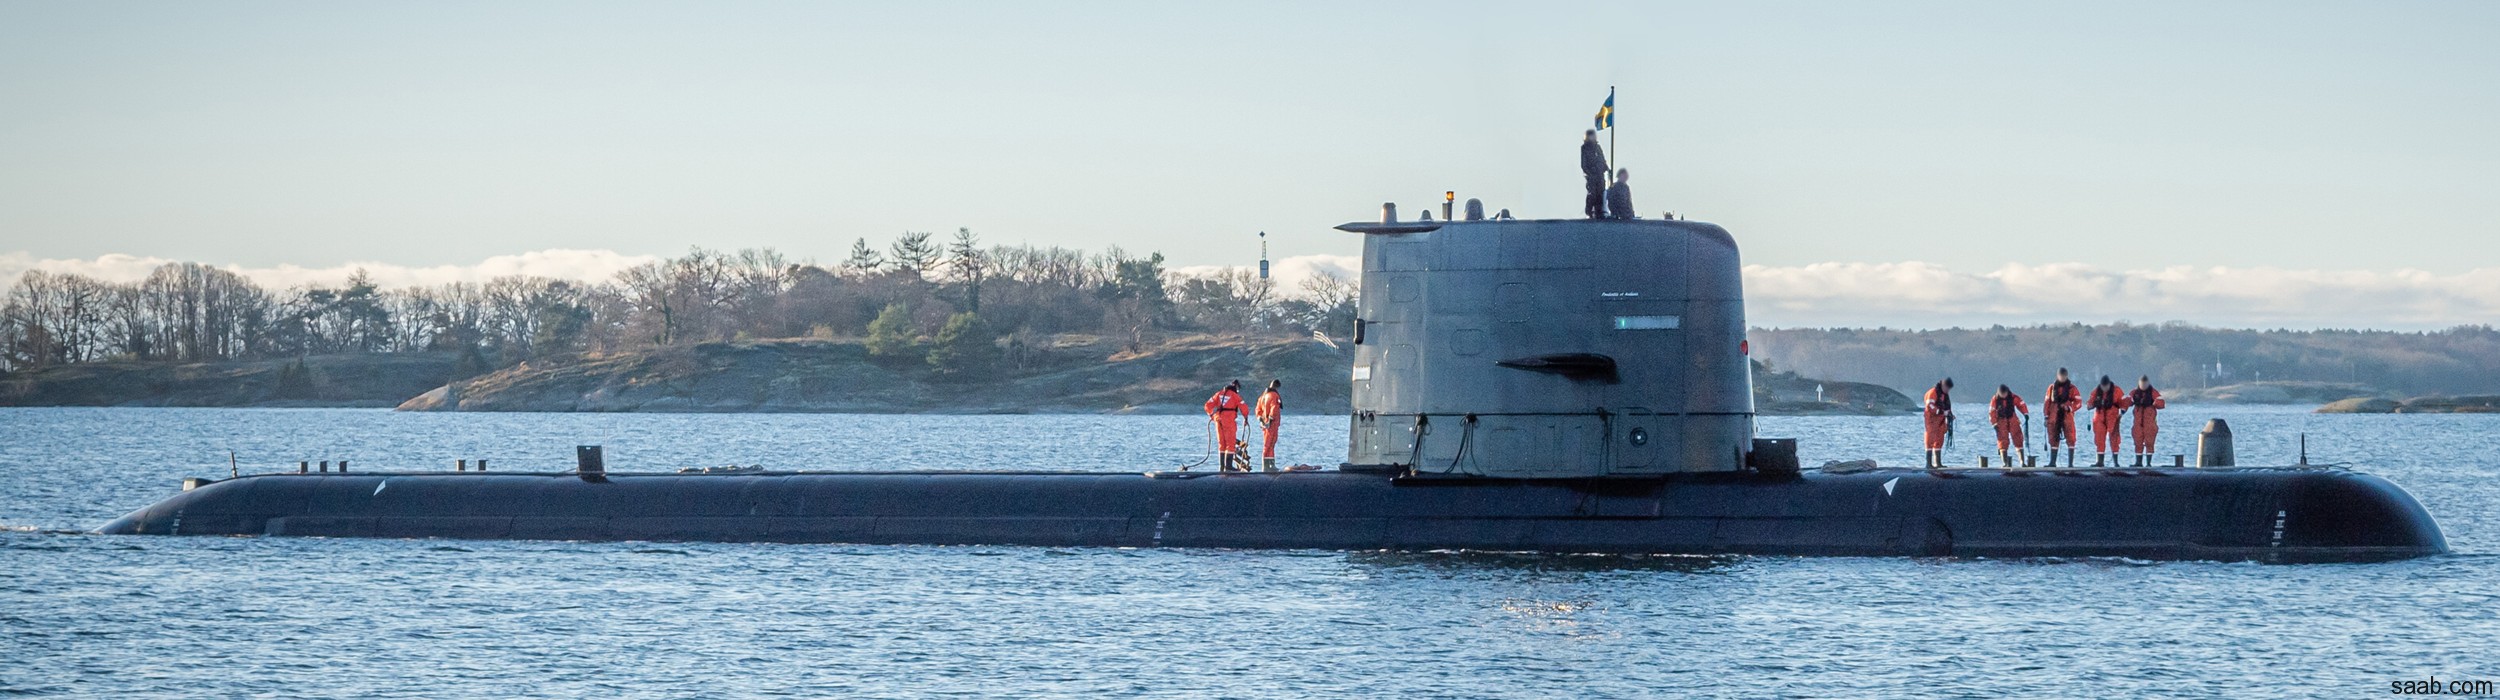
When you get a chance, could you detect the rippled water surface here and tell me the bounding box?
[5,406,2498,697]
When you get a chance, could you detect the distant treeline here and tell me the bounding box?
[0,230,1357,373]
[1752,324,2500,398]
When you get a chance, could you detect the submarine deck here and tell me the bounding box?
[100,464,2447,563]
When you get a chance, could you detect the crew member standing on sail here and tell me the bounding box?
[2129,376,2168,467]
[2042,368,2082,467]
[1580,130,1609,219]
[1255,380,1284,473]
[1989,384,2030,468]
[1204,381,1248,472]
[1922,378,1955,468]
[2088,375,2132,467]
[1606,169,1635,220]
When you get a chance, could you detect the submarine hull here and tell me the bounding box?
[99,467,2445,563]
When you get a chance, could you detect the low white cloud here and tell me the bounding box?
[0,249,660,291]
[1169,254,1361,295]
[1745,262,2500,330]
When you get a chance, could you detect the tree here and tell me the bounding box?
[1289,272,1359,340]
[889,232,940,278]
[947,227,987,314]
[528,281,595,357]
[926,311,1000,379]
[865,302,921,361]
[1099,250,1169,306]
[842,238,885,275]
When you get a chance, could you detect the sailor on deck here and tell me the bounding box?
[2042,368,2082,467]
[1923,378,1956,468]
[1205,381,1249,472]
[1989,384,2031,468]
[2129,376,2168,467]
[1255,380,1284,473]
[2089,375,2133,467]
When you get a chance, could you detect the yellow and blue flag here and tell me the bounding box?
[1594,88,1614,131]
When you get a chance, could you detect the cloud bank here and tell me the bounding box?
[8,250,2493,330]
[1743,262,2500,330]
[1168,254,1363,294]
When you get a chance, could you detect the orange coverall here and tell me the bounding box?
[1922,386,1954,449]
[2130,387,2167,453]
[1204,387,1246,462]
[1989,393,2030,451]
[2041,381,2082,449]
[1255,390,1283,461]
[2089,385,2133,454]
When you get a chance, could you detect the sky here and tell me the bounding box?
[2,1,2495,328]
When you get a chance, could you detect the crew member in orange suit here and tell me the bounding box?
[2041,368,2082,467]
[2129,376,2168,467]
[1255,379,1284,473]
[1922,378,1955,468]
[2087,375,2132,467]
[1204,380,1248,471]
[1988,384,2030,468]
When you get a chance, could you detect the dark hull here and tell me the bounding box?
[98,467,2446,563]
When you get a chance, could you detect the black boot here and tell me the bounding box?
[2067,448,2077,468]
[2046,448,2058,468]
[2093,452,2106,468]
[1999,450,2012,469]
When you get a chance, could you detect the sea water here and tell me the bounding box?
[4,406,2496,697]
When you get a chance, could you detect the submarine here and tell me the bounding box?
[99,207,2447,563]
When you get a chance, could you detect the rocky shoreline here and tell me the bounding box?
[397,336,1356,415]
[2317,395,2500,414]
[0,352,460,408]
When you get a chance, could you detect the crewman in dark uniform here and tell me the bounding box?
[1581,130,1609,219]
[1606,168,1635,219]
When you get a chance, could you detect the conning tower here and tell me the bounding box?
[1340,214,1754,477]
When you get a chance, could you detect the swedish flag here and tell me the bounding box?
[1594,88,1614,131]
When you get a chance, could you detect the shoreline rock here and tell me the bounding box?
[397,336,1358,415]
[2317,395,2500,414]
[0,352,460,408]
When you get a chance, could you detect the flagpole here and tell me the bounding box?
[1607,86,1617,187]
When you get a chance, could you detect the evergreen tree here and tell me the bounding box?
[926,311,1000,379]
[865,302,920,360]
[888,232,939,278]
[947,227,986,314]
[842,238,886,275]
